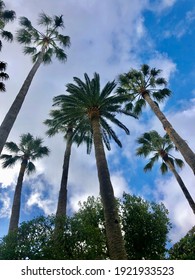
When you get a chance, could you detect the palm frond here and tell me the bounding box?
[0,81,5,91]
[42,48,53,64]
[155,77,167,86]
[16,28,32,44]
[1,10,16,23]
[54,47,67,62]
[23,46,37,55]
[4,141,20,153]
[53,15,64,28]
[57,34,70,47]
[38,13,52,26]
[19,17,32,29]
[141,64,150,76]
[0,72,9,80]
[152,88,171,103]
[0,61,7,71]
[174,158,184,169]
[133,98,146,116]
[26,161,36,175]
[0,154,21,168]
[150,68,162,77]
[144,160,154,172]
[100,117,122,148]
[0,30,13,41]
[160,162,168,174]
[102,128,111,150]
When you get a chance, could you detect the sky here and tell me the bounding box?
[0,0,195,246]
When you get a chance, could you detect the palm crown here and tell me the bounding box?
[52,72,131,153]
[0,0,16,47]
[0,133,50,174]
[44,109,73,138]
[136,130,184,174]
[117,64,171,116]
[16,12,70,64]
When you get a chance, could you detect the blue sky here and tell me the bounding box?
[0,0,195,245]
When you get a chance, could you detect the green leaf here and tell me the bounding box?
[141,64,150,76]
[16,29,32,44]
[0,30,13,41]
[38,13,52,26]
[160,162,168,174]
[54,47,67,62]
[23,46,37,55]
[174,158,184,169]
[19,17,32,29]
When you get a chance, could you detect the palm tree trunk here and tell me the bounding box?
[91,116,127,259]
[144,93,195,174]
[165,159,195,215]
[56,128,73,218]
[8,159,27,233]
[0,53,43,155]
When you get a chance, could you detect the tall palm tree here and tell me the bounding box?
[118,64,195,174]
[52,72,134,259]
[0,12,70,154]
[0,1,16,92]
[0,133,50,233]
[136,130,195,215]
[44,110,74,218]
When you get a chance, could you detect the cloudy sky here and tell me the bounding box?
[0,0,195,245]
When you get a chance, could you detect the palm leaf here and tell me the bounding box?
[16,29,32,44]
[0,72,9,80]
[54,47,67,62]
[155,77,167,86]
[1,10,16,22]
[0,61,7,71]
[150,68,162,77]
[42,48,53,64]
[174,158,184,169]
[19,17,32,29]
[57,34,70,47]
[4,141,20,153]
[53,15,64,28]
[26,161,36,174]
[133,98,146,116]
[23,46,37,55]
[144,160,154,172]
[38,13,52,26]
[160,162,168,174]
[0,154,21,168]
[141,64,150,76]
[152,88,171,102]
[0,30,13,41]
[0,82,5,91]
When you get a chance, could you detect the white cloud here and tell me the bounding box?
[148,0,176,13]
[0,192,11,218]
[154,167,195,243]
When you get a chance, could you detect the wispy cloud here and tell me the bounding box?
[164,8,195,39]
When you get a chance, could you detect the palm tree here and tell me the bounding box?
[0,1,16,92]
[44,110,74,218]
[52,72,134,259]
[136,130,195,215]
[0,12,70,154]
[0,133,50,233]
[118,64,195,174]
